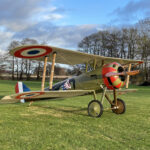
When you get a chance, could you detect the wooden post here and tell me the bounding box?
[41,56,48,91]
[49,52,57,89]
[126,64,132,89]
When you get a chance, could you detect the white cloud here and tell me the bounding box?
[0,0,64,31]
[0,0,68,51]
[0,30,14,51]
[42,14,64,21]
[49,6,57,12]
[111,0,150,24]
[14,23,100,48]
[0,0,100,52]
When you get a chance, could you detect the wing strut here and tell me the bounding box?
[49,52,57,90]
[41,56,48,91]
[93,59,96,70]
[85,63,88,72]
[126,63,131,89]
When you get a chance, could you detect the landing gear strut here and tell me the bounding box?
[111,89,126,114]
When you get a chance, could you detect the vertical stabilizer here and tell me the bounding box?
[15,82,30,103]
[15,82,30,93]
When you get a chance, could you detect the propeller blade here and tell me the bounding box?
[105,70,140,77]
[126,70,140,76]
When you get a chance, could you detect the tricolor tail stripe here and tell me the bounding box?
[15,82,30,93]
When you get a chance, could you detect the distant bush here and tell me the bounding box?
[139,81,150,86]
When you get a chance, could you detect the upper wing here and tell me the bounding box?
[10,45,143,65]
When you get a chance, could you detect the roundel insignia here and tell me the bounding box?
[16,92,44,99]
[14,46,52,58]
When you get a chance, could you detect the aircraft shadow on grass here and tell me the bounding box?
[34,104,88,117]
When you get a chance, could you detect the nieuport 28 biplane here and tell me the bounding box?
[0,45,143,117]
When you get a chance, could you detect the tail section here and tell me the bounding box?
[15,82,31,103]
[15,82,30,93]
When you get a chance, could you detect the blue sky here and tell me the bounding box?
[49,0,147,25]
[51,0,130,25]
[0,0,149,51]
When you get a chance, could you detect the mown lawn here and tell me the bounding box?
[0,80,150,150]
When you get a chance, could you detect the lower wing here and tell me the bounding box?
[0,90,95,104]
[0,89,137,104]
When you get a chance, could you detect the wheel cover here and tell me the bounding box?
[89,102,101,117]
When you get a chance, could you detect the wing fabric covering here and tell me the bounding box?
[10,45,143,65]
[0,90,95,103]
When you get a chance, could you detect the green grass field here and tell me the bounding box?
[0,80,150,150]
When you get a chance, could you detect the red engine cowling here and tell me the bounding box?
[102,62,126,90]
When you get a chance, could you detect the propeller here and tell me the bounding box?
[105,70,140,78]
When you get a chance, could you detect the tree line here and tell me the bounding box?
[0,38,68,80]
[78,18,150,82]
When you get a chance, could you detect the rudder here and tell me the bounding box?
[15,82,30,93]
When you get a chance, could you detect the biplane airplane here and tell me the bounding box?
[0,45,143,117]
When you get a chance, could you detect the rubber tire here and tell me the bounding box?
[111,98,126,114]
[88,100,103,117]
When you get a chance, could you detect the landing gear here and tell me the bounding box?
[88,100,103,117]
[111,98,126,114]
[88,86,126,118]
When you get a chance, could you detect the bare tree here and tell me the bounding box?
[78,22,150,82]
[7,40,20,80]
[20,38,39,80]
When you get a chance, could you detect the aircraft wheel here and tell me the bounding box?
[88,100,103,117]
[111,98,126,114]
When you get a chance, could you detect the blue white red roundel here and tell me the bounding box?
[16,92,44,99]
[14,46,52,58]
